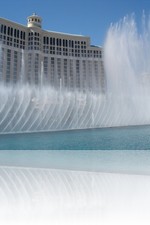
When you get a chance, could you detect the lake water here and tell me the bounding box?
[0,125,150,150]
[0,125,150,174]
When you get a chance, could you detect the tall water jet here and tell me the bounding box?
[104,14,150,126]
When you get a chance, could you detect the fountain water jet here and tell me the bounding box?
[104,14,150,127]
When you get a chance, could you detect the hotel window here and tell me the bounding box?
[21,31,23,39]
[34,54,39,84]
[76,60,80,88]
[0,24,3,33]
[7,27,10,35]
[35,32,39,37]
[17,30,19,38]
[50,37,52,45]
[93,50,99,58]
[53,38,55,45]
[14,29,17,37]
[46,37,49,45]
[88,50,93,57]
[99,51,102,58]
[69,40,74,48]
[82,60,86,89]
[50,46,55,55]
[4,26,6,34]
[57,38,61,46]
[63,40,65,47]
[57,58,61,81]
[81,50,86,57]
[50,57,55,85]
[23,32,25,40]
[44,57,48,77]
[6,49,11,82]
[75,49,77,56]
[88,61,92,90]
[57,39,59,46]
[94,61,99,82]
[13,52,18,83]
[64,59,68,87]
[57,47,61,55]
[69,48,74,57]
[43,37,46,44]
[0,48,4,80]
[11,28,13,36]
[63,39,68,47]
[63,48,68,56]
[69,40,72,48]
[69,59,74,88]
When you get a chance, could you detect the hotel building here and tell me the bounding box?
[0,13,105,93]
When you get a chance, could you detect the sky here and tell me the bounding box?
[0,0,150,46]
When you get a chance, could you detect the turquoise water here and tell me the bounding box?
[0,125,150,150]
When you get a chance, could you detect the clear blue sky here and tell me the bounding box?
[0,0,150,45]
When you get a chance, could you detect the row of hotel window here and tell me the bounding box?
[43,37,86,48]
[27,55,100,88]
[0,49,22,83]
[0,35,26,49]
[0,24,87,48]
[29,36,86,49]
[0,24,26,40]
[42,47,101,58]
[0,38,102,58]
[0,24,97,48]
[0,52,103,90]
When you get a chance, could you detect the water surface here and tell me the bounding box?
[0,125,150,150]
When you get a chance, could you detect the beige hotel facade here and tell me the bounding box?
[0,13,105,93]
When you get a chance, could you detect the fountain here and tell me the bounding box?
[0,15,150,133]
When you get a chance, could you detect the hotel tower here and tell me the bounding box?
[0,13,105,93]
